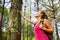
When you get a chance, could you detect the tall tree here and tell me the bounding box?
[36,0,39,11]
[7,0,22,40]
[0,0,5,40]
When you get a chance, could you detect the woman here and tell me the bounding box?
[20,11,54,40]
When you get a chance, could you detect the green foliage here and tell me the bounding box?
[3,8,9,27]
[11,28,18,32]
[25,9,30,14]
[0,1,9,40]
[4,9,9,16]
[0,6,2,12]
[2,31,7,40]
[22,8,31,16]
[2,32,7,38]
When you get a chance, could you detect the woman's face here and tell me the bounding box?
[35,11,42,19]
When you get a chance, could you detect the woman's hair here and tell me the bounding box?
[41,11,48,19]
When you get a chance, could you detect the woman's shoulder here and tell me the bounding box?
[44,19,49,21]
[44,19,51,24]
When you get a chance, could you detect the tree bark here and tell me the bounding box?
[36,0,39,11]
[52,0,59,40]
[0,0,5,40]
[8,0,22,40]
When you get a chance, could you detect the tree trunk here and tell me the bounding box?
[51,0,59,40]
[36,0,39,11]
[0,0,5,40]
[0,21,2,40]
[7,0,22,40]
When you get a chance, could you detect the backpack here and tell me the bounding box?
[41,19,53,40]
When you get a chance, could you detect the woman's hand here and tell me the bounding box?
[40,19,54,33]
[40,22,45,28]
[40,22,46,30]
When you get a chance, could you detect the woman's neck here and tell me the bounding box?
[37,18,42,21]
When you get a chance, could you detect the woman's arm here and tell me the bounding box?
[20,11,37,24]
[40,19,54,33]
